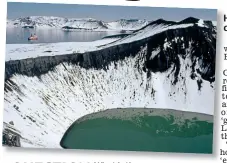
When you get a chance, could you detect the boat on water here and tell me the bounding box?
[28,34,38,41]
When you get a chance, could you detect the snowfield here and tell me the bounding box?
[5,38,119,61]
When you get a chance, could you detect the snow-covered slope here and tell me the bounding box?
[5,38,119,61]
[62,18,108,30]
[7,16,67,28]
[4,17,216,148]
[7,16,149,31]
[107,19,149,31]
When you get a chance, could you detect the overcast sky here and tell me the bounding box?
[7,2,217,21]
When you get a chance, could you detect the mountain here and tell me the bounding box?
[62,18,109,30]
[7,16,149,31]
[4,17,216,148]
[7,16,67,28]
[107,19,149,31]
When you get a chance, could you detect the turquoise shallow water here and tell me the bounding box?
[60,108,213,154]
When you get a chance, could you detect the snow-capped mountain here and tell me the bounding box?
[62,18,108,30]
[107,19,149,31]
[7,16,150,31]
[4,17,216,148]
[7,16,67,28]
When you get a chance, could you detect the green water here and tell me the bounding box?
[60,109,213,154]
